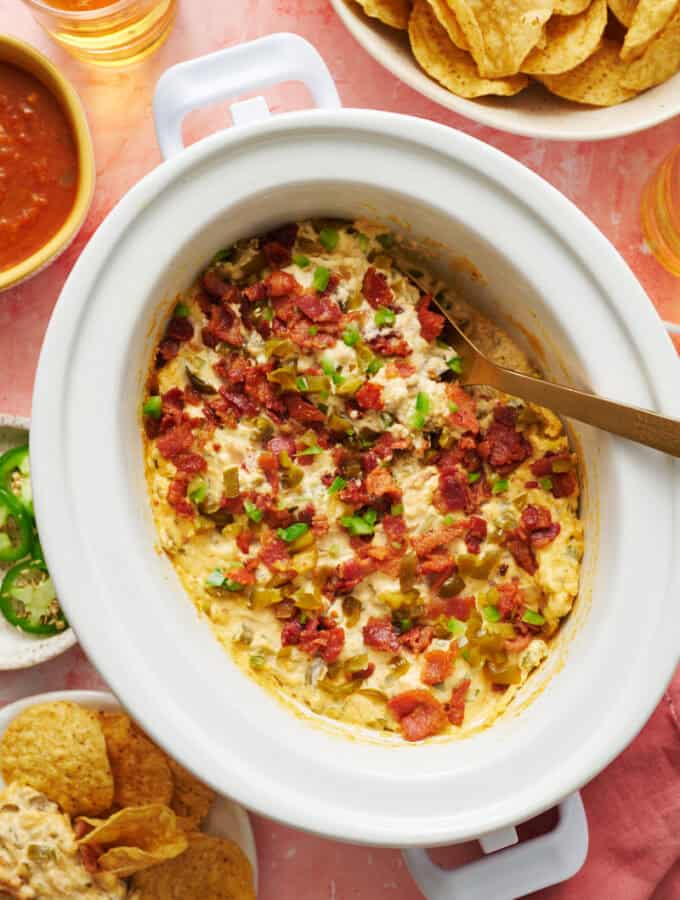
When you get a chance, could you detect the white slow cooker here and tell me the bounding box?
[31,33,679,877]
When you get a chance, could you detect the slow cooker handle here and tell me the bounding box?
[153,33,341,160]
[403,792,588,900]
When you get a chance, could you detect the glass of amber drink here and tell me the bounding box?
[641,145,680,278]
[21,0,177,66]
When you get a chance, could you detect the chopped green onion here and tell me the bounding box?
[523,609,546,626]
[312,266,331,293]
[443,514,455,526]
[363,508,377,525]
[483,605,502,623]
[448,402,459,414]
[299,613,308,625]
[539,477,553,491]
[377,233,394,249]
[374,307,396,327]
[342,327,360,347]
[205,569,225,588]
[416,392,430,414]
[188,478,207,504]
[357,233,370,253]
[296,376,309,392]
[390,503,404,516]
[249,654,266,670]
[410,411,425,431]
[321,358,335,376]
[174,302,190,318]
[212,247,233,264]
[292,253,310,268]
[262,306,274,322]
[222,577,245,592]
[328,476,346,495]
[298,445,323,456]
[277,522,310,543]
[319,227,339,252]
[143,396,162,419]
[244,500,263,523]
[308,326,318,336]
[447,356,464,374]
[340,511,376,536]
[397,617,412,633]
[447,617,466,636]
[468,472,481,484]
[492,479,509,495]
[366,358,384,375]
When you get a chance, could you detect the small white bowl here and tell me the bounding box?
[0,415,76,669]
[0,690,258,891]
[329,0,680,141]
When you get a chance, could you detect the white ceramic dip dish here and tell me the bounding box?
[30,36,680,848]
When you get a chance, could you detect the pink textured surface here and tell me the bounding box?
[0,2,678,898]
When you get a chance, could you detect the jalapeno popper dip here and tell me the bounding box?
[143,220,583,743]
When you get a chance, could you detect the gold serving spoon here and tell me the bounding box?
[407,273,680,457]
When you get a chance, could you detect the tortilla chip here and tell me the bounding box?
[554,0,590,13]
[523,0,607,75]
[410,0,528,97]
[78,805,188,878]
[536,38,638,103]
[426,0,469,48]
[620,0,679,60]
[607,0,636,27]
[0,701,113,817]
[622,10,680,89]
[353,0,411,29]
[100,712,173,809]
[167,758,215,830]
[130,833,255,900]
[445,0,554,77]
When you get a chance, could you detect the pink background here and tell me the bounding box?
[0,1,679,897]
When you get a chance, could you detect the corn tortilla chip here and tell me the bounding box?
[166,758,215,830]
[427,0,469,48]
[0,701,113,817]
[523,0,607,75]
[410,0,528,97]
[445,0,554,77]
[129,833,255,900]
[354,0,411,29]
[78,805,188,878]
[622,10,680,89]
[607,0,636,27]
[554,0,590,13]
[536,38,638,103]
[621,0,679,59]
[100,712,173,809]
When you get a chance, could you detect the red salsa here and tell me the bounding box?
[0,62,78,273]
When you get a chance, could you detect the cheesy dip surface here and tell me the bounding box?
[144,220,583,743]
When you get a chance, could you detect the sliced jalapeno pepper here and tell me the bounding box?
[0,559,67,635]
[0,488,31,563]
[0,446,32,516]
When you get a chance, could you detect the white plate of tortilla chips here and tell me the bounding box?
[330,0,680,140]
[0,691,258,898]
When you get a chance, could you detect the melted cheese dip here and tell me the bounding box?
[144,220,583,742]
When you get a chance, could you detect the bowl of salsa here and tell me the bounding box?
[0,35,94,291]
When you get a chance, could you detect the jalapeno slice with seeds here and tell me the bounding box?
[0,559,67,635]
[0,445,32,516]
[0,487,31,563]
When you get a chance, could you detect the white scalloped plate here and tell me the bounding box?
[0,690,258,892]
[0,415,75,669]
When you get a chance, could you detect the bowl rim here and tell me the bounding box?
[0,35,95,292]
[328,0,680,142]
[31,109,680,845]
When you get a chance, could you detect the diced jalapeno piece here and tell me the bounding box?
[292,253,310,268]
[522,609,545,626]
[277,522,310,543]
[143,396,162,419]
[312,266,331,292]
[342,327,360,347]
[244,500,263,523]
[482,605,502,623]
[328,476,346,494]
[318,227,339,252]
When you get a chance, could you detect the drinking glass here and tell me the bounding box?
[641,145,680,278]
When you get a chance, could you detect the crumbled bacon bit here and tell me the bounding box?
[355,382,384,411]
[497,581,526,622]
[285,394,325,424]
[445,679,471,726]
[421,648,455,686]
[399,624,434,654]
[202,304,243,348]
[464,516,487,554]
[167,474,194,518]
[382,514,407,546]
[298,617,346,664]
[368,333,411,358]
[436,470,475,514]
[263,241,291,269]
[259,534,289,569]
[267,270,301,298]
[155,338,180,367]
[166,316,194,342]
[478,405,531,474]
[362,266,394,308]
[297,293,342,324]
[521,504,561,548]
[365,466,401,502]
[173,452,207,474]
[387,690,448,742]
[416,294,445,341]
[446,385,479,435]
[362,617,400,653]
[156,422,194,461]
[505,534,537,575]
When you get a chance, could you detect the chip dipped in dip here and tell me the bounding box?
[0,783,126,899]
[144,219,584,743]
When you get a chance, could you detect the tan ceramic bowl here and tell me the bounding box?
[0,35,94,292]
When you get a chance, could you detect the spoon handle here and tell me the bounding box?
[495,367,680,458]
